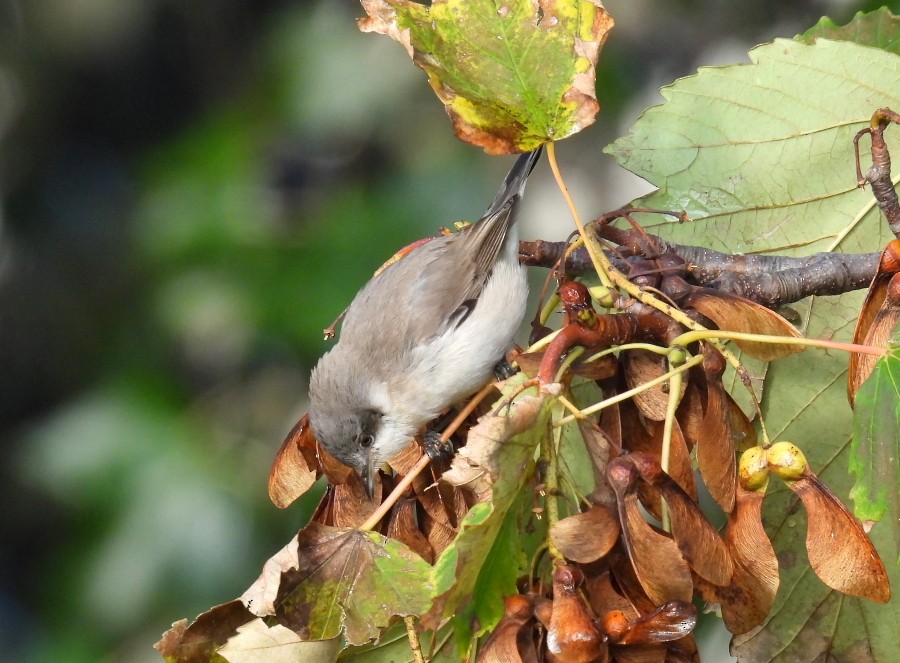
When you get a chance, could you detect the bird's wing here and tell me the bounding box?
[406,148,542,342]
[340,148,542,351]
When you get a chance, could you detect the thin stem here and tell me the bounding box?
[525,327,561,353]
[544,411,565,560]
[555,345,586,382]
[672,329,888,357]
[556,393,583,419]
[555,354,704,426]
[405,616,426,663]
[583,342,671,364]
[659,359,684,532]
[359,454,431,532]
[546,142,614,289]
[539,292,561,326]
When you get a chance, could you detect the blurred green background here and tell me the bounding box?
[0,1,894,661]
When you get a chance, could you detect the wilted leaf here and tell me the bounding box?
[623,350,680,421]
[608,459,693,605]
[684,290,804,361]
[269,414,320,509]
[477,594,539,663]
[628,453,733,587]
[358,0,613,153]
[576,419,616,506]
[387,496,435,563]
[218,619,340,663]
[240,522,432,646]
[550,505,619,563]
[850,274,900,402]
[695,382,737,514]
[697,486,779,636]
[620,401,696,501]
[850,340,900,530]
[331,471,382,529]
[156,600,255,663]
[786,470,890,603]
[602,601,696,646]
[849,241,900,401]
[798,7,900,55]
[546,565,606,663]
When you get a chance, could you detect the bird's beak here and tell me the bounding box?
[364,452,377,500]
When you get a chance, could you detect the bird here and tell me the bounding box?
[307,147,542,497]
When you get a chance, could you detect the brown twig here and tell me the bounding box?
[520,237,879,308]
[854,107,900,238]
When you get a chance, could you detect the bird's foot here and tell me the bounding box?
[423,430,455,462]
[493,357,519,381]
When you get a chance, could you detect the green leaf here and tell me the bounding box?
[358,0,614,154]
[850,340,900,529]
[605,34,900,663]
[605,38,900,258]
[798,8,900,55]
[241,523,433,646]
[339,622,457,662]
[423,394,550,641]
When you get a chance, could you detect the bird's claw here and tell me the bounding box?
[423,430,455,461]
[493,357,519,381]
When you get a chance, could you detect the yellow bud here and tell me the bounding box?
[766,441,808,481]
[738,446,769,492]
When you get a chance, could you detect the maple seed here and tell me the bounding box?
[738,446,769,491]
[766,441,808,481]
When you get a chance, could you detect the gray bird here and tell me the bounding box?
[308,148,542,497]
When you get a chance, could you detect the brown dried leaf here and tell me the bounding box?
[622,401,697,501]
[583,570,639,620]
[789,471,891,603]
[629,453,733,587]
[695,381,737,514]
[578,419,617,507]
[624,350,683,421]
[602,601,696,646]
[725,387,757,452]
[442,394,546,498]
[387,496,434,563]
[269,414,320,509]
[218,619,340,663]
[386,438,423,475]
[675,379,706,450]
[608,459,693,605]
[849,239,900,402]
[332,470,381,529]
[550,505,620,563]
[477,594,539,663]
[318,439,354,485]
[546,565,607,663]
[849,271,900,402]
[698,485,778,635]
[154,600,255,663]
[685,289,805,360]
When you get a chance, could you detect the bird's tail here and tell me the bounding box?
[484,146,544,219]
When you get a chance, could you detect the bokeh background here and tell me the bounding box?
[0,1,895,661]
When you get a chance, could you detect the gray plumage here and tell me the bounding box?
[308,148,541,495]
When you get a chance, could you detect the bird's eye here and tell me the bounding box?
[359,433,375,449]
